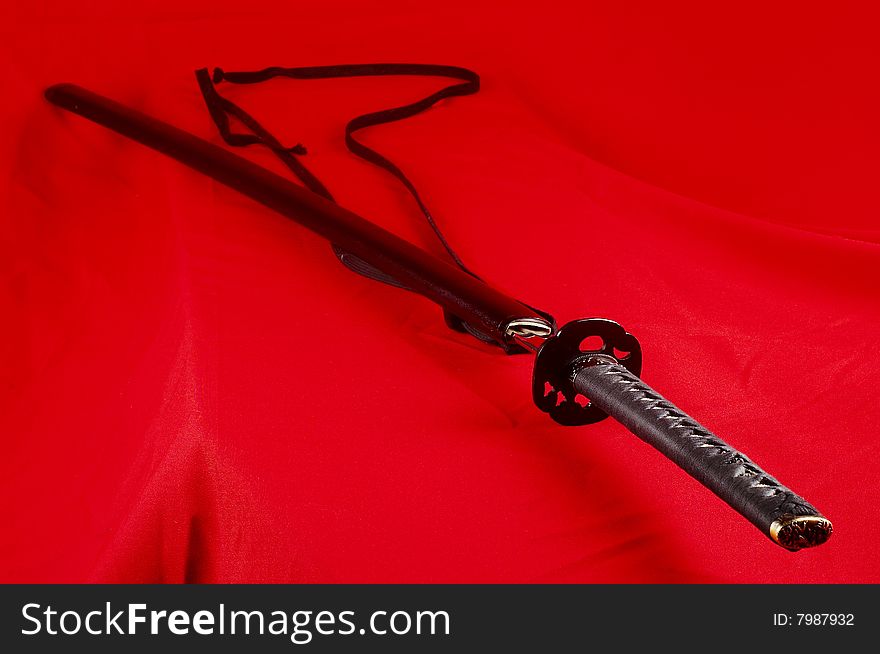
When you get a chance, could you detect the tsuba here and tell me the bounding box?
[532,318,642,426]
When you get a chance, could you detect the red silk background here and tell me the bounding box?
[1,1,878,583]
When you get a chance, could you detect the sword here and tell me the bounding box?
[44,82,832,551]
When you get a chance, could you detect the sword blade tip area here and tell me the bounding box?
[769,515,833,551]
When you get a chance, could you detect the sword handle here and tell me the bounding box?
[570,356,832,551]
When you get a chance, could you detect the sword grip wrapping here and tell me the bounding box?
[570,358,832,551]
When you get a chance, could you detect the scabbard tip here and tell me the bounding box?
[44,83,77,105]
[770,515,833,551]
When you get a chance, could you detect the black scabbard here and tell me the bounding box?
[43,83,547,348]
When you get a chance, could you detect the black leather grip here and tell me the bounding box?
[570,357,832,550]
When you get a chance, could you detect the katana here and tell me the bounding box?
[44,82,832,551]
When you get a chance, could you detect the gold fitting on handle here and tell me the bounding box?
[769,515,833,551]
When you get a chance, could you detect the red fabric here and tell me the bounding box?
[1,1,878,583]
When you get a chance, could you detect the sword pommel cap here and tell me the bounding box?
[770,515,833,551]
